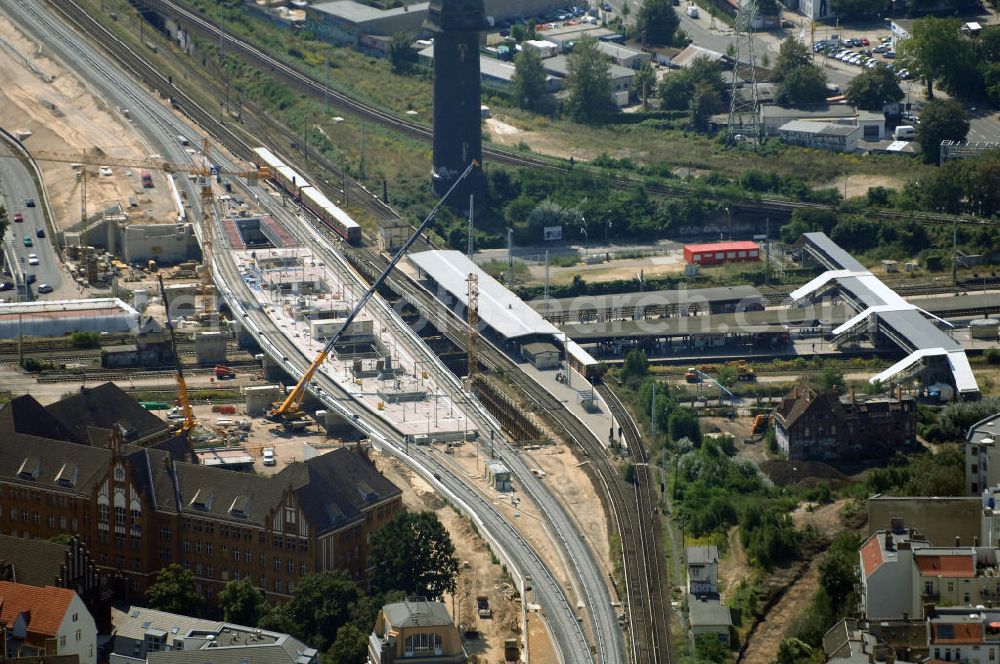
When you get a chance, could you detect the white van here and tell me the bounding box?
[686,4,699,18]
[893,125,916,140]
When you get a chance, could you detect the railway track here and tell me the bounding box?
[348,242,669,663]
[119,0,999,227]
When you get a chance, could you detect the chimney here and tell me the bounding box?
[956,536,961,547]
[885,533,894,551]
[851,386,856,405]
[975,536,980,547]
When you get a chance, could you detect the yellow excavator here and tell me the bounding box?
[266,161,480,429]
[158,275,195,433]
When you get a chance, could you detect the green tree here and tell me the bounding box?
[693,632,729,663]
[898,17,963,99]
[820,366,845,392]
[388,32,415,74]
[370,511,459,599]
[218,578,267,627]
[565,37,612,123]
[658,56,724,111]
[776,64,828,105]
[146,563,202,616]
[636,0,680,46]
[284,571,362,650]
[776,638,814,664]
[690,80,722,131]
[917,99,970,164]
[633,61,657,110]
[774,37,812,82]
[845,63,904,111]
[327,624,368,664]
[512,48,547,111]
[623,348,649,379]
[668,408,701,443]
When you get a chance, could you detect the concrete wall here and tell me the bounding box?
[123,224,200,265]
[195,332,228,365]
[246,385,282,416]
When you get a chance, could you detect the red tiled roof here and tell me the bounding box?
[684,241,760,253]
[860,536,885,577]
[916,555,975,578]
[932,622,983,645]
[0,581,74,637]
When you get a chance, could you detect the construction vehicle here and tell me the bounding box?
[731,361,757,382]
[158,275,195,433]
[214,364,236,379]
[265,160,480,430]
[477,596,492,619]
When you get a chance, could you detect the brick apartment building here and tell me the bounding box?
[772,385,917,461]
[0,384,402,604]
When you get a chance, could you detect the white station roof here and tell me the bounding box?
[795,233,978,395]
[409,250,560,340]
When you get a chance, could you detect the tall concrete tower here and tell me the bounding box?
[425,0,487,199]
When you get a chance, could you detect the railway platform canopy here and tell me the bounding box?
[408,250,597,369]
[793,232,979,397]
[531,285,764,324]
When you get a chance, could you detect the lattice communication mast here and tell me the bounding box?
[726,0,762,146]
[466,273,479,379]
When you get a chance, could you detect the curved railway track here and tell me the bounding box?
[347,241,671,663]
[114,0,999,227]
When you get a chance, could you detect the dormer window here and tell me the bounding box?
[56,463,79,487]
[17,457,39,480]
[190,489,213,511]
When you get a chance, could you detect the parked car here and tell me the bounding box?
[861,37,870,45]
[37,283,52,294]
[263,448,276,466]
[873,44,888,53]
[884,50,896,58]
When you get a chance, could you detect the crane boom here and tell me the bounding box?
[268,160,480,420]
[158,275,195,431]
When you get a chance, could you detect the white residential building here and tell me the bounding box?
[0,581,97,664]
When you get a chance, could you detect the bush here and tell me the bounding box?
[985,348,1000,365]
[71,331,100,349]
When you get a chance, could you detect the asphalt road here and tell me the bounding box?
[0,142,67,300]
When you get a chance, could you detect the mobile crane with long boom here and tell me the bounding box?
[158,274,195,434]
[266,161,480,429]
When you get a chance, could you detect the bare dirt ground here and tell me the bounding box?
[526,251,687,286]
[523,444,611,570]
[0,16,178,228]
[791,499,851,540]
[820,174,907,200]
[485,116,601,162]
[372,451,526,664]
[719,526,750,599]
[740,563,820,664]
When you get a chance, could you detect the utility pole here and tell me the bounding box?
[952,218,958,286]
[650,380,656,438]
[544,250,550,306]
[467,195,474,260]
[359,118,367,179]
[302,115,309,162]
[765,217,770,286]
[507,228,514,288]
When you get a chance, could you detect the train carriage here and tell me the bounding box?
[251,146,362,245]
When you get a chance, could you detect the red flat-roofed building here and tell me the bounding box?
[683,241,760,266]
